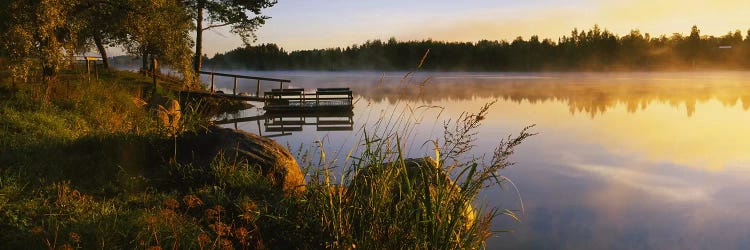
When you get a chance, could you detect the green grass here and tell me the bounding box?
[0,67,533,249]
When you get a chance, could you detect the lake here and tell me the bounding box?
[205,70,750,249]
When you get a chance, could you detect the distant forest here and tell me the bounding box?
[204,25,750,71]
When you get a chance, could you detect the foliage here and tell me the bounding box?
[121,0,196,86]
[0,0,82,81]
[206,25,750,71]
[188,0,277,72]
[72,0,131,68]
[190,0,276,44]
[0,0,198,87]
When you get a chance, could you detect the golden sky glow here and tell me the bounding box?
[193,0,750,55]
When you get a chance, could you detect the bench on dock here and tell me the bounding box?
[264,88,305,105]
[263,87,353,112]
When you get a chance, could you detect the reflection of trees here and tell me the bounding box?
[325,74,750,117]
[210,72,750,117]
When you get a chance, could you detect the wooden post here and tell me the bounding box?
[257,119,262,136]
[210,73,215,93]
[86,59,91,82]
[256,79,260,97]
[279,81,283,90]
[233,77,238,95]
[152,57,158,88]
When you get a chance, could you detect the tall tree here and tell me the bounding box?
[121,0,196,86]
[74,0,130,69]
[188,0,277,73]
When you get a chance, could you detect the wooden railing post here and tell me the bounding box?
[210,73,215,93]
[152,58,158,88]
[233,77,238,95]
[279,81,283,90]
[86,60,91,77]
[256,79,260,97]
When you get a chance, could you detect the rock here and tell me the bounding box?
[176,126,305,195]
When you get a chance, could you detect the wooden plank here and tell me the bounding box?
[271,88,305,92]
[199,71,291,82]
[317,87,350,91]
[266,127,303,132]
[316,120,354,125]
[180,90,264,102]
[265,133,293,138]
[317,126,354,131]
[213,114,265,125]
[265,120,306,126]
[265,91,303,96]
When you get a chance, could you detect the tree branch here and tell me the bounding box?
[202,23,232,31]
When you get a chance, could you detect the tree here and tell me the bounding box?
[73,0,131,69]
[187,0,277,73]
[686,25,702,61]
[121,0,196,86]
[1,0,81,81]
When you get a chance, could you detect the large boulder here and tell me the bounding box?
[176,126,305,195]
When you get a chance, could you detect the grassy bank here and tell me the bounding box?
[0,68,531,249]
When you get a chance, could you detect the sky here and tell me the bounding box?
[198,0,750,56]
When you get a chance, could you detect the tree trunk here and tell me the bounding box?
[93,32,109,69]
[142,52,148,71]
[193,0,204,73]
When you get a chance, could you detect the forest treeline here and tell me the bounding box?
[205,25,750,71]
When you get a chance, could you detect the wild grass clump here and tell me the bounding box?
[297,100,535,249]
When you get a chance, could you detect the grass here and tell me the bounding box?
[0,65,534,249]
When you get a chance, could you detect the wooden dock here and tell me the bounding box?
[183,71,354,113]
[180,71,292,102]
[264,88,353,112]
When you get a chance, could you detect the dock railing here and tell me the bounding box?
[199,71,291,96]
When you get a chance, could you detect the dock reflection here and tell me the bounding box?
[215,110,354,137]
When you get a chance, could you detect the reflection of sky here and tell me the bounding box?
[216,71,750,249]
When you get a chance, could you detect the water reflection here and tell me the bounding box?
[206,71,750,117]
[213,71,750,250]
[216,110,354,137]
[350,73,750,117]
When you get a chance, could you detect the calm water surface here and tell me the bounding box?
[207,71,750,249]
